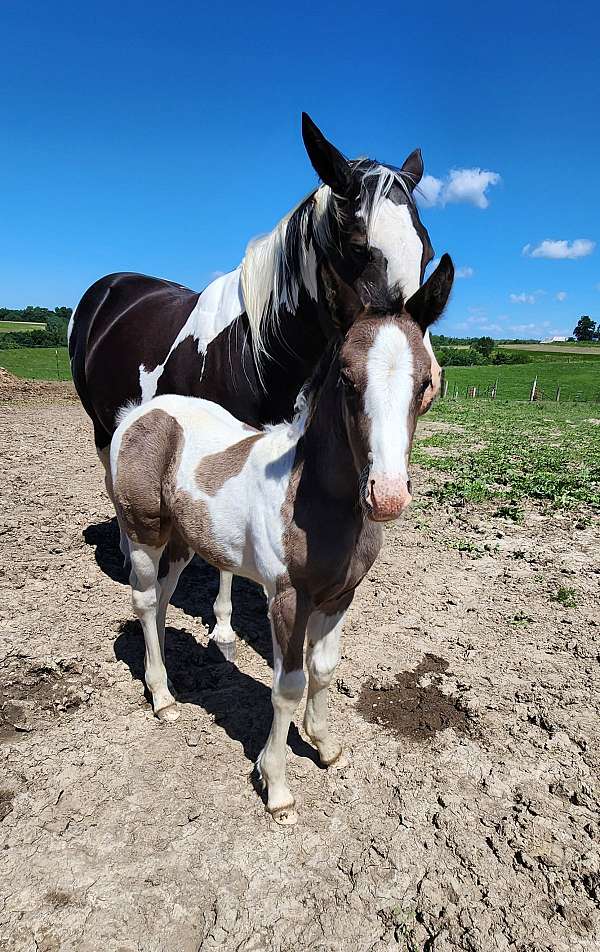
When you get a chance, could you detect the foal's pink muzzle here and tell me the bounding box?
[366,475,412,522]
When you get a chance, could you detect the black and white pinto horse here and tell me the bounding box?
[69,113,436,659]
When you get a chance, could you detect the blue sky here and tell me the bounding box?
[1,0,598,339]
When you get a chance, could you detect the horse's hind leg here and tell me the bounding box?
[129,542,179,722]
[303,609,348,767]
[209,571,237,662]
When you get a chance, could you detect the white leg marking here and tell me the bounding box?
[129,544,179,722]
[257,631,306,825]
[303,610,346,766]
[209,571,237,660]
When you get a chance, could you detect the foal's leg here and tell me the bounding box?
[157,545,194,661]
[256,589,310,825]
[208,570,237,662]
[97,445,130,567]
[303,609,347,767]
[129,542,179,722]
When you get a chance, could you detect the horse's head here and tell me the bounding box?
[302,113,441,394]
[320,254,454,522]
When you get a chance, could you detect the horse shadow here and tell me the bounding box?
[83,517,272,665]
[113,621,319,771]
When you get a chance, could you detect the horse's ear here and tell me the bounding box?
[302,112,354,198]
[319,261,363,331]
[405,254,454,331]
[400,148,424,190]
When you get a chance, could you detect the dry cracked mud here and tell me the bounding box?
[1,385,600,951]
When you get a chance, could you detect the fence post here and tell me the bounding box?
[555,386,560,402]
[491,378,498,399]
[529,376,537,402]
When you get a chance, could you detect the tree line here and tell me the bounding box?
[0,306,72,348]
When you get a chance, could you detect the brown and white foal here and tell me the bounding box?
[110,254,454,824]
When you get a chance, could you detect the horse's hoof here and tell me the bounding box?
[270,806,298,826]
[156,703,180,722]
[208,639,236,663]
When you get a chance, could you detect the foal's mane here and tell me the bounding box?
[239,161,415,373]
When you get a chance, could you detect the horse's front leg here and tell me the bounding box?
[256,588,310,825]
[303,608,348,767]
[209,570,237,662]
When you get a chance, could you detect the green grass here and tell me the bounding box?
[443,360,600,402]
[0,321,46,332]
[0,347,71,380]
[414,400,600,511]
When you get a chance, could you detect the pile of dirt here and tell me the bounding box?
[0,366,77,402]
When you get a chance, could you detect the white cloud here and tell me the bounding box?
[456,266,474,279]
[419,175,444,208]
[416,168,501,210]
[555,291,568,302]
[522,239,595,260]
[510,289,545,304]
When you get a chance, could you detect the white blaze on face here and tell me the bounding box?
[368,200,423,297]
[364,324,414,481]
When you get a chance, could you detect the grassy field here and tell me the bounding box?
[443,360,600,401]
[0,321,45,332]
[0,347,71,380]
[414,399,600,512]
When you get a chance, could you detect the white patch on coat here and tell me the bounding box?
[364,324,414,480]
[138,268,245,402]
[368,200,423,298]
[111,393,305,593]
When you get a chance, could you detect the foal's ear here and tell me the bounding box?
[302,112,354,199]
[319,261,363,331]
[400,148,424,190]
[405,254,454,331]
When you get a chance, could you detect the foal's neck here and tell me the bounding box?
[300,365,361,508]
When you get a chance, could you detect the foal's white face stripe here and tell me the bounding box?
[368,200,423,298]
[364,325,414,479]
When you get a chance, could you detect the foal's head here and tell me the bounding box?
[320,254,454,522]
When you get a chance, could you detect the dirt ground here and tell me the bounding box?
[1,382,600,952]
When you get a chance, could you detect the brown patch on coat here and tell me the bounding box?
[173,491,237,574]
[113,409,184,548]
[195,433,263,496]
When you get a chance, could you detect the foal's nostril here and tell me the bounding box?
[407,478,412,494]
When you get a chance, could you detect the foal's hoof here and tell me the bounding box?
[156,703,180,723]
[208,638,236,663]
[270,806,298,826]
[320,746,348,769]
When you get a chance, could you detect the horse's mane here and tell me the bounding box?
[239,161,415,375]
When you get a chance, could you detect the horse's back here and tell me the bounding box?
[69,272,201,446]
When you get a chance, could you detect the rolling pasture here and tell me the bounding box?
[0,320,46,332]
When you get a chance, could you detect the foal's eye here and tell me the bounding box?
[419,377,432,395]
[340,370,357,393]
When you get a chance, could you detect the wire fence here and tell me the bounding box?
[440,371,600,404]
